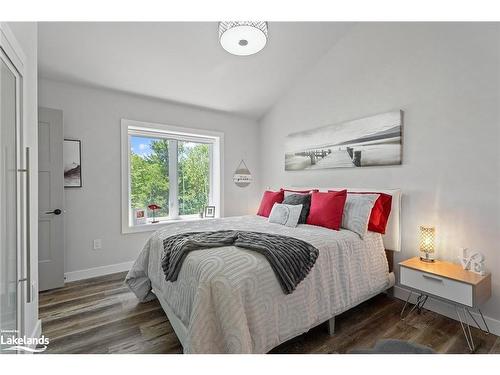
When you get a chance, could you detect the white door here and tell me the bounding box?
[38,108,64,291]
[0,44,24,352]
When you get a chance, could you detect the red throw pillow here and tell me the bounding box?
[328,190,392,234]
[257,190,284,217]
[306,190,347,230]
[363,192,392,234]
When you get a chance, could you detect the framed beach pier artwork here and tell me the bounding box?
[284,110,403,170]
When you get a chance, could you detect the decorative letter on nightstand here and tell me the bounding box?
[399,257,491,352]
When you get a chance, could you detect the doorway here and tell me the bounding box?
[38,107,64,291]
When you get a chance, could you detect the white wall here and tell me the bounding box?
[6,22,40,339]
[258,23,500,320]
[38,78,260,274]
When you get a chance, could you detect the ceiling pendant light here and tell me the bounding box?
[218,21,268,56]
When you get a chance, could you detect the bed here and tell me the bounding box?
[126,188,401,354]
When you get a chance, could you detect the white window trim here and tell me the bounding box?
[121,119,224,234]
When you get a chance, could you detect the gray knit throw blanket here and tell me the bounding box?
[161,230,319,294]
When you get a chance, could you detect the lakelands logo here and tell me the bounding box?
[0,330,49,353]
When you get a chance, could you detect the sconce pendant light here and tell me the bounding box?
[219,22,268,56]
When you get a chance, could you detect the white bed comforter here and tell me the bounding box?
[125,215,391,353]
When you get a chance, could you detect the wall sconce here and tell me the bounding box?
[419,226,436,262]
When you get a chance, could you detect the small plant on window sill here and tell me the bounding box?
[147,204,161,224]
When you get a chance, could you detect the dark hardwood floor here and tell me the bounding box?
[38,272,500,354]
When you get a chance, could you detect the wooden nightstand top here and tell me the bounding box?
[399,257,490,286]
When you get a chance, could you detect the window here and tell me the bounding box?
[177,140,211,216]
[121,119,223,233]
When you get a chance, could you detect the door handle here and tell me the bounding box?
[17,147,31,303]
[45,209,62,215]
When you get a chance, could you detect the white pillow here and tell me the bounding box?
[268,203,303,228]
[342,193,380,238]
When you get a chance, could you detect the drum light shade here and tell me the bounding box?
[219,22,268,56]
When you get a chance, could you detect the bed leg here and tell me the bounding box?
[328,317,336,336]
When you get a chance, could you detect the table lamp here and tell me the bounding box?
[419,225,436,262]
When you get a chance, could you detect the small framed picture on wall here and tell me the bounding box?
[64,139,82,188]
[204,206,216,218]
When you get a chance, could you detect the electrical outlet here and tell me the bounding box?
[93,239,102,250]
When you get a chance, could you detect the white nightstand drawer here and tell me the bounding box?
[400,266,473,306]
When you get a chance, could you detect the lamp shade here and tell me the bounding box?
[419,226,435,253]
[219,22,268,56]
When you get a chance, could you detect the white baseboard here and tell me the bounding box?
[64,261,134,282]
[394,285,500,336]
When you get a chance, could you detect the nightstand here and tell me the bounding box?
[399,257,491,352]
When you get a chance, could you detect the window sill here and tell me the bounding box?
[122,215,217,234]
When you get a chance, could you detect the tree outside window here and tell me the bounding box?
[130,135,210,221]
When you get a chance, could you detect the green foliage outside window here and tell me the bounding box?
[178,141,210,215]
[130,137,210,220]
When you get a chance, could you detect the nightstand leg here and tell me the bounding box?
[456,306,475,352]
[400,290,413,319]
[400,292,428,320]
[466,309,490,335]
[416,295,428,314]
[478,310,490,334]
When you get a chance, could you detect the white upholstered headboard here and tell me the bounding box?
[278,186,402,252]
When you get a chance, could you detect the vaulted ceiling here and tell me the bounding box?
[38,22,354,119]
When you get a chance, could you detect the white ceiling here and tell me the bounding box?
[38,22,354,119]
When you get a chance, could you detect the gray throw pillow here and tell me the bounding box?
[342,193,380,238]
[283,193,311,224]
[268,203,303,228]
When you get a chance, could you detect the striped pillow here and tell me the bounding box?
[342,193,380,238]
